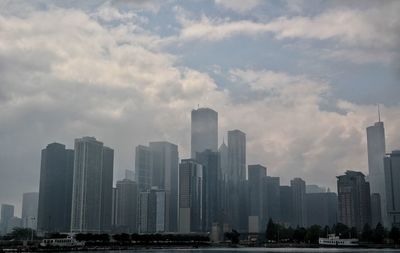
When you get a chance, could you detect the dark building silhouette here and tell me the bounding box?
[101,147,114,232]
[370,193,382,227]
[116,179,138,233]
[178,159,203,233]
[337,170,371,231]
[367,120,387,226]
[0,204,14,235]
[306,192,337,227]
[384,150,400,227]
[279,186,292,226]
[196,149,219,232]
[264,176,281,225]
[37,143,74,233]
[248,164,266,232]
[291,178,307,227]
[227,129,246,231]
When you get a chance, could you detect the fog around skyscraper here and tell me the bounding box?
[0,0,400,218]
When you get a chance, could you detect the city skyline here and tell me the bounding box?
[1,0,400,217]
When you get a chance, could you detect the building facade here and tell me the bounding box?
[22,192,39,230]
[116,179,138,233]
[37,143,74,233]
[367,121,387,226]
[290,178,307,227]
[191,107,218,158]
[337,170,371,231]
[178,159,203,233]
[70,137,114,233]
[384,151,400,227]
[248,164,266,232]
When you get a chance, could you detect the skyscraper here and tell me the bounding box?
[191,108,218,158]
[179,159,203,233]
[139,188,166,233]
[149,141,179,232]
[116,179,138,233]
[135,145,152,191]
[196,149,219,232]
[37,143,74,233]
[248,164,266,233]
[1,204,14,235]
[227,130,246,231]
[290,178,307,227]
[279,186,292,226]
[228,130,246,184]
[367,120,387,226]
[70,137,114,233]
[101,146,114,232]
[218,140,228,182]
[337,170,371,231]
[306,192,337,227]
[264,176,281,224]
[370,193,382,227]
[384,150,400,227]
[22,192,39,230]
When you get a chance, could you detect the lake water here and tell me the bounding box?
[67,248,400,253]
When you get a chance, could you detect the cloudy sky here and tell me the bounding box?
[1,0,400,215]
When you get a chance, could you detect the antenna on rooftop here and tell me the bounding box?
[378,104,381,122]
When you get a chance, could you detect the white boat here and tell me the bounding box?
[40,236,84,247]
[319,234,358,247]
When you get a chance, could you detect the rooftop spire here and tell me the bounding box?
[378,104,381,122]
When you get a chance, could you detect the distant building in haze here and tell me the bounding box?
[337,170,371,231]
[306,185,326,194]
[1,204,14,235]
[191,108,218,158]
[306,192,337,227]
[384,150,400,227]
[248,164,266,233]
[264,176,281,224]
[139,188,166,233]
[116,179,138,233]
[367,120,387,226]
[291,178,307,227]
[279,186,292,226]
[135,145,152,191]
[149,141,179,232]
[196,149,219,233]
[37,143,74,233]
[22,192,39,230]
[179,159,203,233]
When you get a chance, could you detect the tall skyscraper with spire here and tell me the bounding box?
[366,107,387,226]
[191,107,218,158]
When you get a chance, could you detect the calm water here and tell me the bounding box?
[67,248,400,253]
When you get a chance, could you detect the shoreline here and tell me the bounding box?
[2,243,400,252]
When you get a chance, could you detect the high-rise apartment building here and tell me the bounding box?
[337,170,371,231]
[70,137,114,233]
[0,204,14,235]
